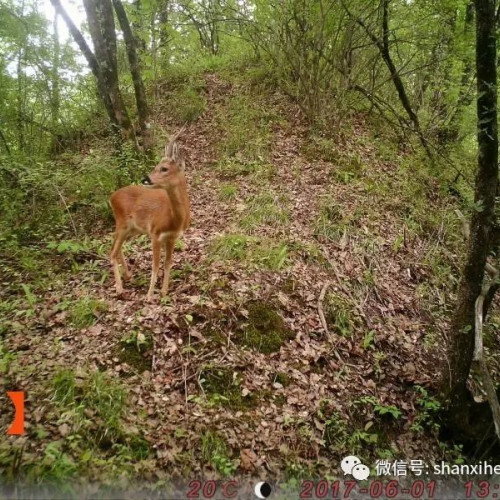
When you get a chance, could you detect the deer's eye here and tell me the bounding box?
[160,166,168,173]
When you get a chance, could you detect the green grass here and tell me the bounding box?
[332,152,364,184]
[209,234,289,270]
[218,183,238,200]
[216,93,274,162]
[324,293,358,337]
[52,369,127,442]
[313,196,351,242]
[67,297,107,329]
[301,135,339,162]
[167,85,206,123]
[239,192,289,231]
[0,368,151,484]
[51,368,150,463]
[213,157,275,180]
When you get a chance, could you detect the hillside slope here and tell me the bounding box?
[0,70,464,483]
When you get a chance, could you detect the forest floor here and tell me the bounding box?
[1,69,470,485]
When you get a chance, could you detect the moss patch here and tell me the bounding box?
[116,330,153,373]
[235,301,294,353]
[200,365,256,410]
[272,371,291,387]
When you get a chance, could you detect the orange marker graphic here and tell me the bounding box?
[7,391,25,435]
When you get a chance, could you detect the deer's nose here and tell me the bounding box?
[142,176,152,185]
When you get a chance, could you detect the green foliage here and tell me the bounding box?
[26,441,78,484]
[51,368,150,465]
[52,369,126,440]
[362,330,376,350]
[323,411,349,449]
[332,153,364,184]
[214,158,275,180]
[411,386,441,433]
[313,196,349,242]
[355,396,403,421]
[117,329,153,373]
[0,0,488,484]
[0,369,151,484]
[200,431,236,476]
[210,234,251,261]
[0,339,17,374]
[301,135,339,162]
[272,372,291,387]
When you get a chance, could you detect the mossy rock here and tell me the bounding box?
[235,301,295,353]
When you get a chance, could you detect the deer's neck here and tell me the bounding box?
[165,181,188,226]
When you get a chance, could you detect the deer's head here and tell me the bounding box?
[142,126,186,190]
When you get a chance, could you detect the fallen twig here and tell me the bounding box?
[318,281,331,339]
[54,182,78,237]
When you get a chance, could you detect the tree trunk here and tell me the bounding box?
[113,0,153,155]
[49,0,121,137]
[83,0,134,139]
[444,0,498,430]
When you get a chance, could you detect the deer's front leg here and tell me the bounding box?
[161,237,176,297]
[147,236,162,302]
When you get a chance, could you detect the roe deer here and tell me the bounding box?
[109,128,190,302]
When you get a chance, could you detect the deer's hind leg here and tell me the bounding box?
[118,241,132,281]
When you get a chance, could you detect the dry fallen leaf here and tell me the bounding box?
[240,449,258,471]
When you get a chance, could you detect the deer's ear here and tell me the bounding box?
[179,158,186,171]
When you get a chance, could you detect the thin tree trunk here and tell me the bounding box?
[83,0,134,139]
[51,10,61,129]
[49,0,120,136]
[113,0,153,155]
[342,0,432,158]
[16,46,25,152]
[444,0,498,426]
[0,128,11,155]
